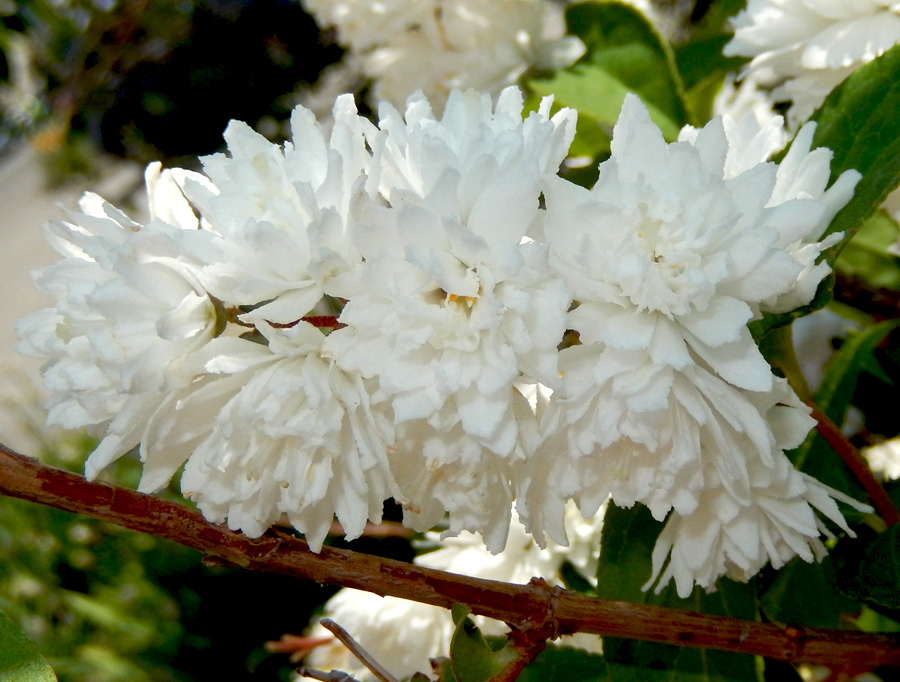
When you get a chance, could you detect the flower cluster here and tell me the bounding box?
[18,85,866,594]
[725,0,900,125]
[301,0,584,110]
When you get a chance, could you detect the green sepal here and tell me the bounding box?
[446,605,519,682]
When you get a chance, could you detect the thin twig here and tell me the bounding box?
[320,619,399,682]
[0,442,898,669]
[806,400,900,526]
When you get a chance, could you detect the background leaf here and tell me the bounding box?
[836,210,900,291]
[832,525,900,610]
[596,504,761,682]
[528,0,689,169]
[789,320,898,500]
[759,557,861,629]
[0,609,57,681]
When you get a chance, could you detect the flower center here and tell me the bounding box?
[612,219,713,318]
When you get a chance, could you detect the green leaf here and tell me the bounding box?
[596,504,761,682]
[790,320,899,497]
[803,43,900,258]
[836,209,900,291]
[759,557,861,629]
[675,35,745,91]
[817,320,898,425]
[0,610,57,681]
[832,525,900,609]
[528,0,689,159]
[848,605,900,633]
[674,35,747,124]
[514,643,607,682]
[447,605,518,682]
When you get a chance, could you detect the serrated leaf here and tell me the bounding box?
[832,525,900,609]
[596,504,760,682]
[801,43,900,259]
[0,610,57,681]
[447,605,518,682]
[529,1,688,152]
[759,556,861,629]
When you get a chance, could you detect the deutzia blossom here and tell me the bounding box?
[646,451,869,597]
[303,0,584,111]
[520,351,817,546]
[724,0,900,125]
[324,87,575,546]
[300,0,434,51]
[16,164,216,479]
[139,322,399,552]
[542,94,857,392]
[304,504,604,681]
[862,437,900,481]
[517,94,862,592]
[680,98,858,314]
[173,94,374,325]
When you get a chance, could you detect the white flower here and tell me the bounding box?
[175,95,375,325]
[517,94,862,593]
[724,0,900,125]
[389,390,536,552]
[326,88,574,449]
[304,0,583,111]
[139,322,399,552]
[680,96,859,314]
[709,76,787,176]
[519,348,818,547]
[646,451,869,598]
[304,504,604,681]
[322,88,574,542]
[301,0,435,51]
[16,164,216,478]
[543,94,857,391]
[862,437,900,480]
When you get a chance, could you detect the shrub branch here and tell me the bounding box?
[0,442,898,670]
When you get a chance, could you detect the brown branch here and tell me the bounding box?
[806,400,900,526]
[0,442,899,670]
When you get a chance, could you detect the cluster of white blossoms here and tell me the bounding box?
[304,504,604,681]
[725,0,900,125]
[18,84,868,594]
[301,0,584,111]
